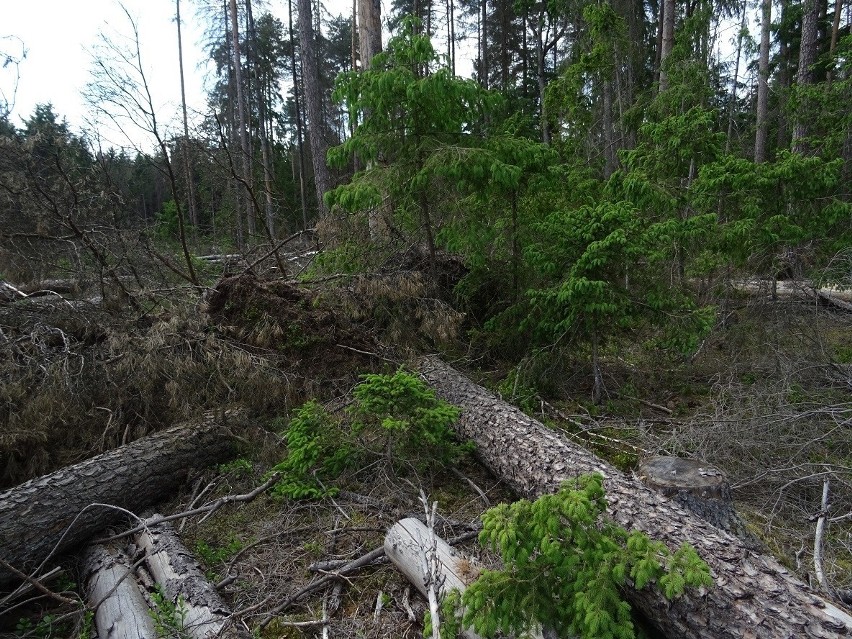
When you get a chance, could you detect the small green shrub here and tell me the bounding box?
[149,585,190,639]
[194,537,244,566]
[268,401,352,499]
[217,458,253,477]
[269,368,470,499]
[350,367,471,468]
[437,473,712,639]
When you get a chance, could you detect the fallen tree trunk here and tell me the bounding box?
[82,543,157,639]
[418,356,852,639]
[137,516,241,639]
[0,416,238,589]
[385,518,482,639]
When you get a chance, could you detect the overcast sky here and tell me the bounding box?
[4,1,208,141]
[1,0,357,150]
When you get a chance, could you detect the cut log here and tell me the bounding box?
[417,356,852,639]
[0,416,238,589]
[637,456,762,549]
[82,543,157,639]
[136,516,241,639]
[385,518,483,639]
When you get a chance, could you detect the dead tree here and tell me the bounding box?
[0,418,237,589]
[82,543,156,639]
[417,356,852,639]
[136,516,242,639]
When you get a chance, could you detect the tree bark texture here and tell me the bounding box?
[83,543,157,639]
[754,0,771,163]
[658,0,675,92]
[0,418,237,589]
[229,0,255,239]
[298,0,333,217]
[357,0,382,69]
[792,0,820,152]
[137,516,241,639]
[416,356,852,639]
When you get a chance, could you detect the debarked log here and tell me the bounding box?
[82,543,157,639]
[0,417,238,589]
[385,518,482,639]
[136,516,242,639]
[417,356,852,639]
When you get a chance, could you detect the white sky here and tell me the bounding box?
[3,1,209,143]
[1,0,356,150]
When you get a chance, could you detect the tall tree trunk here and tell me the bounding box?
[176,0,198,230]
[725,2,747,154]
[298,0,333,217]
[447,0,456,75]
[222,0,243,248]
[792,0,820,152]
[654,0,664,87]
[416,356,852,639]
[229,0,254,240]
[247,4,276,238]
[826,0,843,85]
[535,16,549,144]
[755,0,772,162]
[481,0,489,89]
[288,0,310,230]
[0,419,238,589]
[776,0,792,149]
[659,0,675,92]
[358,0,382,68]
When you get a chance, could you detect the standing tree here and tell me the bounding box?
[175,0,199,229]
[229,0,255,242]
[358,0,382,68]
[754,0,771,162]
[298,0,334,217]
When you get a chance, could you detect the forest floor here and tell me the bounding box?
[0,265,850,638]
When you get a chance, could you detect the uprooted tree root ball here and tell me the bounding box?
[0,274,381,489]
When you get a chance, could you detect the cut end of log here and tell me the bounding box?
[638,456,763,549]
[638,456,730,500]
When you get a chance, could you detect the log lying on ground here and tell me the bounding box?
[82,543,157,639]
[0,416,238,589]
[137,516,241,639]
[385,518,483,639]
[418,356,852,639]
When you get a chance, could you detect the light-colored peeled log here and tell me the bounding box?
[82,543,156,639]
[137,516,240,639]
[385,517,483,639]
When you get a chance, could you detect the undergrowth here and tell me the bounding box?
[435,473,712,639]
[269,368,471,499]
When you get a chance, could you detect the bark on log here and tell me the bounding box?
[417,356,852,639]
[82,543,157,639]
[137,516,240,639]
[0,417,238,589]
[385,518,483,639]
